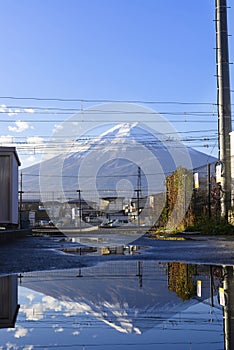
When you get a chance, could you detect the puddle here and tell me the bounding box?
[61,231,147,247]
[0,260,231,349]
[61,245,148,256]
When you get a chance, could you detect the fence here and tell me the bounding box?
[19,161,224,229]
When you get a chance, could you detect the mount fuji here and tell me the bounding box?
[22,261,198,335]
[22,122,216,197]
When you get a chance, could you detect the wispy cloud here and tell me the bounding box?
[5,342,18,350]
[26,155,37,165]
[52,324,64,333]
[20,302,44,321]
[27,136,44,144]
[8,108,20,117]
[0,135,14,145]
[72,331,80,336]
[23,345,34,350]
[8,120,30,133]
[14,325,28,338]
[0,104,6,113]
[0,104,35,116]
[26,294,35,302]
[53,123,63,133]
[24,108,35,114]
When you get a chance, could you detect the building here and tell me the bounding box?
[0,147,21,228]
[0,274,19,328]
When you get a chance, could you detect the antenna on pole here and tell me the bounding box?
[215,0,232,220]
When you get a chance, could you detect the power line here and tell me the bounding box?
[0,118,221,123]
[0,129,218,137]
[0,134,218,142]
[0,110,221,117]
[0,95,218,105]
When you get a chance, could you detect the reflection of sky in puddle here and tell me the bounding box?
[61,245,147,256]
[0,261,225,349]
[65,232,144,247]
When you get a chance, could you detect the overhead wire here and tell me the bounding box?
[0,96,220,161]
[0,95,219,105]
[0,118,222,123]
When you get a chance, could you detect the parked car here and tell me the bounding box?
[35,220,49,227]
[56,220,64,228]
[100,219,131,228]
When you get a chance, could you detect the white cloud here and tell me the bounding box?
[72,331,80,336]
[8,121,30,133]
[25,155,37,164]
[42,296,62,312]
[6,342,18,350]
[7,328,14,333]
[0,104,6,113]
[20,302,44,321]
[23,346,34,350]
[0,135,15,145]
[20,154,42,169]
[52,324,64,333]
[24,108,35,114]
[8,108,19,117]
[26,293,35,302]
[53,124,63,133]
[27,136,44,144]
[14,326,28,338]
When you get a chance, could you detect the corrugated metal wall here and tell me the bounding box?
[0,156,10,223]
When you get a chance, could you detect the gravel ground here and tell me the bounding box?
[1,232,234,275]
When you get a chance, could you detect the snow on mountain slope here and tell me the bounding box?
[22,261,197,334]
[22,122,216,195]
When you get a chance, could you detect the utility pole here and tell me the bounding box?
[136,166,142,226]
[208,163,212,218]
[19,171,24,229]
[77,189,82,231]
[216,0,232,220]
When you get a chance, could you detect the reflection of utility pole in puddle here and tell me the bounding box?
[136,261,143,288]
[76,268,83,278]
[197,264,233,350]
[222,266,234,350]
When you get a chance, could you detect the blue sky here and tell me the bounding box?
[0,0,233,168]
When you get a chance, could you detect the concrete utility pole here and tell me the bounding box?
[77,189,82,231]
[136,166,142,226]
[216,0,232,220]
[19,171,24,229]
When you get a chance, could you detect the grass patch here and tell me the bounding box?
[185,218,234,235]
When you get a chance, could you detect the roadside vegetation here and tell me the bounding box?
[184,217,234,235]
[149,167,234,237]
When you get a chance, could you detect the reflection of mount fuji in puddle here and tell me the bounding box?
[22,261,198,334]
[22,122,216,193]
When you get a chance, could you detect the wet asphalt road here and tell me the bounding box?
[1,233,234,275]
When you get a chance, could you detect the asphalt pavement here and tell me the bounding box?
[1,232,234,275]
